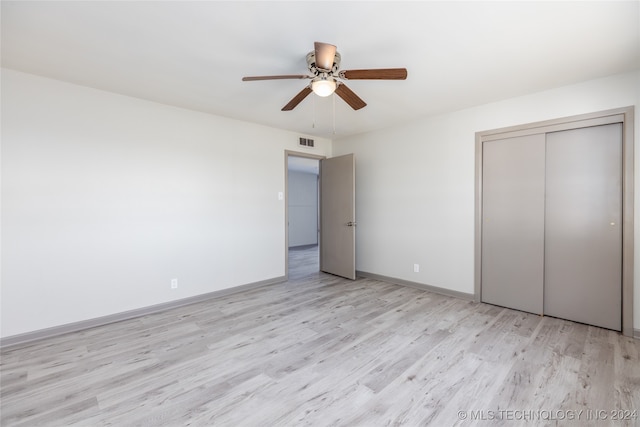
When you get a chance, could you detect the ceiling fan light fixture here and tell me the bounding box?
[311,77,336,97]
[242,41,407,111]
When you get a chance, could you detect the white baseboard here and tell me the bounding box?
[0,276,286,349]
[5,273,633,348]
[356,271,475,301]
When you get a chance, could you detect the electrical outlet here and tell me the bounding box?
[171,278,178,289]
[413,264,420,273]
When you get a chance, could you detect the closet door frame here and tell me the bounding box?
[474,106,635,337]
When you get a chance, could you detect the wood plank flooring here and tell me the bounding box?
[288,245,320,280]
[1,249,639,426]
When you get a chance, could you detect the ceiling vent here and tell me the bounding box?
[299,137,314,148]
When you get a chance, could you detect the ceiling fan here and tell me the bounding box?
[242,42,408,111]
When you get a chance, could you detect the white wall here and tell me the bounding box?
[288,170,318,247]
[333,71,640,329]
[3,69,639,339]
[0,69,331,338]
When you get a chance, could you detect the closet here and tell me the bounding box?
[477,109,633,333]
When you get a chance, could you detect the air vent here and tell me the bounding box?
[299,137,314,148]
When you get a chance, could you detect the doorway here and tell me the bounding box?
[285,151,358,281]
[286,152,323,279]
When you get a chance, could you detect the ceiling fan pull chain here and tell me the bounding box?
[312,94,316,128]
[333,93,336,135]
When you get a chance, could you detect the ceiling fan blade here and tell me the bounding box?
[282,86,313,111]
[242,75,310,81]
[339,68,408,80]
[335,83,367,110]
[314,42,337,71]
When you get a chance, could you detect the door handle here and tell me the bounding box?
[347,221,357,227]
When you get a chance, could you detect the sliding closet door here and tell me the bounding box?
[544,124,622,331]
[481,134,545,314]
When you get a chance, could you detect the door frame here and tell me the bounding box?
[284,150,326,280]
[474,106,635,337]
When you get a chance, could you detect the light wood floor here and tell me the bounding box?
[1,249,639,426]
[288,244,320,280]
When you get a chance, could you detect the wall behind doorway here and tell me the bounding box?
[287,170,319,247]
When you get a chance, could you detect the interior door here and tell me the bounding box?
[544,124,622,330]
[320,154,356,280]
[481,134,546,314]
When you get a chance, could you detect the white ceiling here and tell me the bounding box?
[2,1,639,139]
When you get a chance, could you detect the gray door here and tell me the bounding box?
[320,154,356,280]
[481,134,546,314]
[544,124,622,330]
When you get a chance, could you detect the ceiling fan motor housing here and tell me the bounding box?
[306,51,341,76]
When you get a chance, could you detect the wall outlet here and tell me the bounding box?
[413,264,420,273]
[171,278,178,289]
